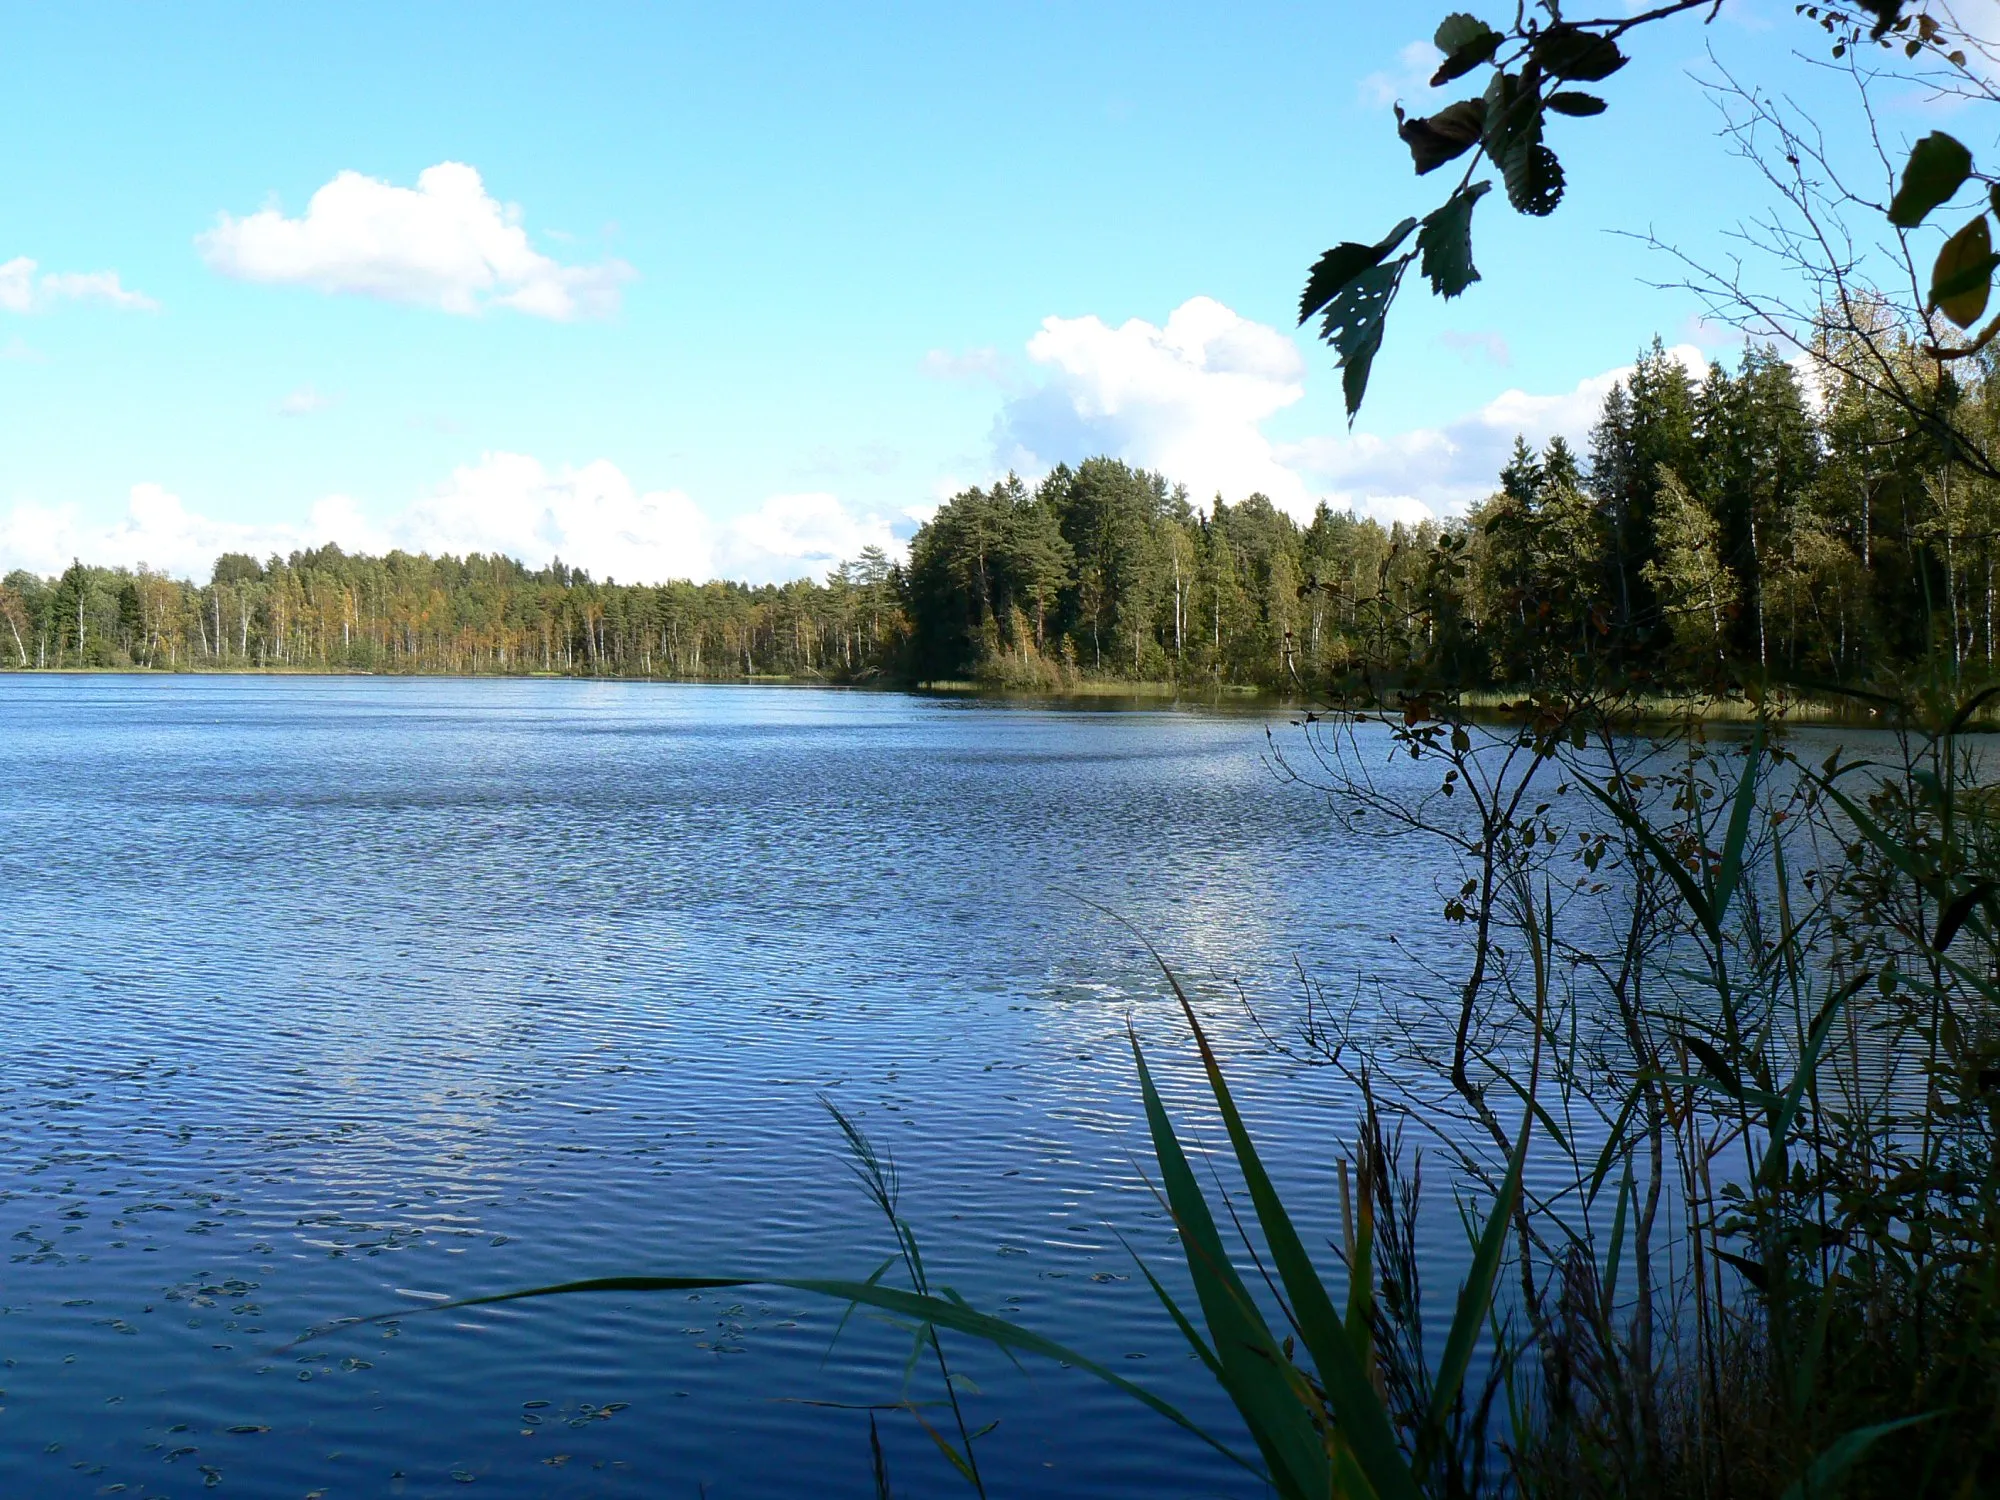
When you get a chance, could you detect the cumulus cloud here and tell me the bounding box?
[996,296,1312,512]
[197,162,633,320]
[1282,344,1710,522]
[981,293,1716,526]
[0,256,157,313]
[0,456,900,588]
[718,491,900,584]
[0,485,373,581]
[391,453,710,580]
[1358,39,1442,109]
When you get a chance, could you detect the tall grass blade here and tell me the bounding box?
[1602,1162,1632,1311]
[369,1273,1261,1477]
[1583,777,1721,944]
[1416,1123,1527,1477]
[870,1413,894,1500]
[1149,953,1420,1500]
[1778,1413,1935,1499]
[1712,727,1766,921]
[1129,1028,1338,1500]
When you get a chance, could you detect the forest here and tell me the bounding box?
[4,331,1993,696]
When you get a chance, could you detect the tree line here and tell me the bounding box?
[0,544,907,680]
[5,331,1994,692]
[910,333,2000,694]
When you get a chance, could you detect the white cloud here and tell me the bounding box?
[197,162,633,321]
[0,256,157,313]
[1358,39,1442,109]
[0,455,900,588]
[1282,343,1710,521]
[719,491,900,585]
[0,483,366,580]
[395,454,711,580]
[979,293,1716,527]
[996,295,1312,512]
[277,385,336,417]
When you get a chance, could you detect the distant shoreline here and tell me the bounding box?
[0,666,1929,725]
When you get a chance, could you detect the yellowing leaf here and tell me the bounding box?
[1931,213,1996,328]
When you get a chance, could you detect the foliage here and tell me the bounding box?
[1310,1,1974,417]
[19,328,2000,700]
[0,545,910,680]
[1267,680,2000,1499]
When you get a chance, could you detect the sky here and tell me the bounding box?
[0,2,1968,585]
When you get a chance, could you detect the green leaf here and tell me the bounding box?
[1397,98,1487,174]
[1431,14,1503,86]
[381,1272,1264,1478]
[1930,213,1997,327]
[1159,994,1424,1500]
[1933,878,1999,951]
[1778,1414,1937,1500]
[1532,24,1627,81]
[1501,141,1565,217]
[1580,776,1721,945]
[1711,726,1766,923]
[1128,1028,1337,1500]
[1417,181,1490,297]
[1601,1164,1632,1309]
[1545,90,1607,116]
[1888,131,1972,228]
[1816,773,1937,897]
[1679,1032,1744,1098]
[1417,1125,1527,1477]
[1308,256,1407,422]
[1480,70,1540,164]
[1714,1247,1771,1292]
[1585,1085,1644,1207]
[1299,218,1416,325]
[1758,975,1866,1203]
[1340,312,1388,422]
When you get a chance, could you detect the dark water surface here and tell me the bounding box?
[0,676,1463,1499]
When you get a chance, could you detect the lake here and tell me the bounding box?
[0,675,1482,1499]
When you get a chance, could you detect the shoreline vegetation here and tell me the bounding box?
[0,664,1962,726]
[10,337,2000,714]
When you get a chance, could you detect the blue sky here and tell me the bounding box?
[0,2,1955,583]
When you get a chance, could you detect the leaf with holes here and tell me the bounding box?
[1889,131,1972,227]
[1298,218,1416,327]
[1323,262,1402,420]
[1417,181,1490,297]
[1502,142,1565,216]
[1930,214,1997,327]
[1397,98,1486,174]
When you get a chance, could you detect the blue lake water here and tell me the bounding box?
[0,675,1478,1499]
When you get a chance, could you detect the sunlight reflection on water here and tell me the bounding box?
[1,676,1511,1498]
